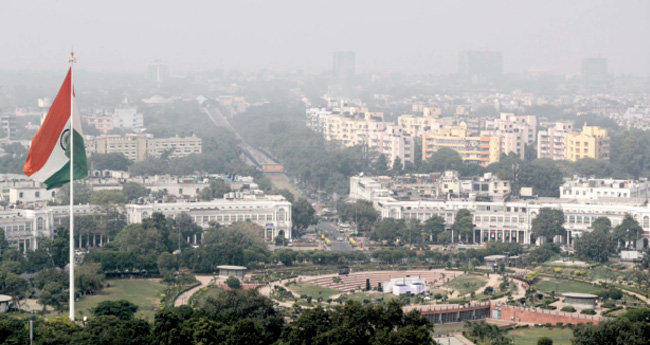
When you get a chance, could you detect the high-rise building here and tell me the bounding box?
[458,50,503,85]
[581,58,608,92]
[333,51,355,82]
[146,61,169,83]
[332,52,355,96]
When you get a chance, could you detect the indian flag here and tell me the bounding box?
[23,67,87,189]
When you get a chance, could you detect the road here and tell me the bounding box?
[318,220,353,252]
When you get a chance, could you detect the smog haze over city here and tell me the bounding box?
[1,0,648,75]
[1,1,650,345]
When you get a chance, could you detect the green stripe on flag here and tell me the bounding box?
[44,129,88,190]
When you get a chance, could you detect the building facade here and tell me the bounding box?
[537,122,574,160]
[422,123,501,167]
[86,134,202,161]
[126,193,292,241]
[565,125,610,161]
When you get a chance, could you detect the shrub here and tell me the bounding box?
[225,276,241,289]
[581,309,596,315]
[601,301,616,309]
[561,306,576,312]
[555,322,563,327]
[544,322,553,328]
[537,337,553,345]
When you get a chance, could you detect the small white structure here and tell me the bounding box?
[384,275,426,295]
[218,265,247,280]
[621,250,640,262]
[393,282,426,296]
[484,255,507,270]
[0,295,11,313]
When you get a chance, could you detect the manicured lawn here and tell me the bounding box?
[534,279,600,294]
[508,327,573,345]
[444,274,488,296]
[75,279,165,321]
[292,284,339,300]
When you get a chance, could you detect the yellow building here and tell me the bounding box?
[564,125,610,162]
[88,133,150,161]
[422,123,501,167]
[86,133,202,162]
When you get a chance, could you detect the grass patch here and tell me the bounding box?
[292,284,339,300]
[534,279,600,294]
[75,279,165,322]
[444,274,488,296]
[589,267,621,282]
[508,327,573,345]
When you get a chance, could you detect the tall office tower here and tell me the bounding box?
[458,50,503,85]
[581,58,608,92]
[332,52,355,96]
[146,60,169,83]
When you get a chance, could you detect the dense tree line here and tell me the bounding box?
[0,289,435,345]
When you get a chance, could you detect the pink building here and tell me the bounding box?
[356,123,414,167]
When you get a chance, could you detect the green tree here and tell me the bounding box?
[71,315,151,345]
[391,157,403,176]
[370,218,406,244]
[75,262,105,295]
[372,154,389,175]
[198,179,232,201]
[452,209,474,243]
[92,300,139,320]
[337,200,379,233]
[89,152,131,171]
[572,317,650,345]
[292,198,317,238]
[591,217,612,234]
[0,314,30,345]
[613,214,643,248]
[114,224,167,256]
[517,159,563,197]
[574,229,616,263]
[531,208,566,244]
[90,190,127,206]
[537,337,553,345]
[122,182,149,202]
[423,216,445,243]
[57,182,92,205]
[0,271,29,304]
[225,276,242,289]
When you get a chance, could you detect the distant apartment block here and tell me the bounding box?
[581,58,608,92]
[86,133,201,162]
[0,114,17,140]
[356,123,415,166]
[560,178,650,201]
[565,125,610,161]
[147,60,169,83]
[537,122,574,160]
[323,112,384,146]
[422,122,501,167]
[482,113,537,159]
[147,135,202,159]
[84,107,144,133]
[398,114,444,138]
[458,50,503,85]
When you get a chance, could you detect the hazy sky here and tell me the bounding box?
[1,0,648,75]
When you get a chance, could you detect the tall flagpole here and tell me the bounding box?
[68,50,76,321]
